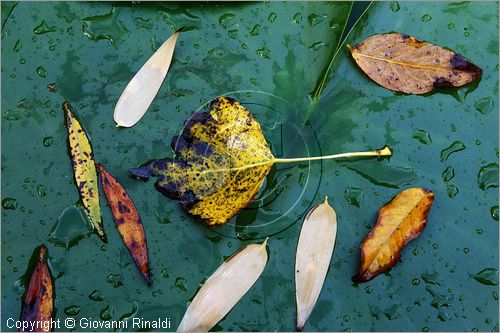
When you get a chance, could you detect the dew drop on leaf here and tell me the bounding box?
[390,1,400,12]
[268,12,277,23]
[441,166,455,182]
[491,205,499,221]
[472,268,498,286]
[89,289,105,302]
[64,305,81,316]
[421,14,432,22]
[440,141,465,161]
[2,198,18,210]
[412,129,432,144]
[478,163,499,190]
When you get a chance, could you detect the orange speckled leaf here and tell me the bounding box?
[97,163,151,285]
[63,101,106,243]
[20,245,54,332]
[348,33,482,94]
[353,188,435,282]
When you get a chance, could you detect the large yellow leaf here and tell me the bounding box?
[130,96,391,226]
[348,33,482,94]
[353,187,435,282]
[63,102,106,242]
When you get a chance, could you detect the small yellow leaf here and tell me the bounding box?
[349,33,482,94]
[63,101,106,243]
[353,187,435,282]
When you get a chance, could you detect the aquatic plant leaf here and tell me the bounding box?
[114,30,180,127]
[20,245,54,332]
[97,163,150,285]
[177,239,268,332]
[130,96,391,226]
[63,101,106,243]
[353,188,435,282]
[295,197,337,331]
[348,33,482,94]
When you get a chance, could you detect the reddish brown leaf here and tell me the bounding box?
[97,163,151,285]
[20,245,54,332]
[353,188,435,282]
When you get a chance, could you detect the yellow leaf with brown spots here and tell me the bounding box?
[63,101,106,243]
[20,245,54,332]
[353,188,435,282]
[97,163,150,285]
[130,96,392,226]
[348,33,482,94]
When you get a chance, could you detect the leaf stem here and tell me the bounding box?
[274,146,391,164]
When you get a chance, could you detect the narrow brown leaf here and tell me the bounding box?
[20,245,54,332]
[348,33,482,94]
[97,163,151,285]
[353,188,435,282]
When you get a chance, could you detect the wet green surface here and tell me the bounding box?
[1,1,498,331]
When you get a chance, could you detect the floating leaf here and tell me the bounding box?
[97,163,150,285]
[295,197,337,331]
[63,101,106,242]
[353,187,435,282]
[20,245,54,332]
[114,29,181,127]
[177,239,269,332]
[130,96,391,225]
[348,33,482,94]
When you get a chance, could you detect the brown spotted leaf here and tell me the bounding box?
[20,245,54,332]
[129,96,391,226]
[97,163,150,285]
[63,101,106,243]
[353,188,435,282]
[348,33,482,94]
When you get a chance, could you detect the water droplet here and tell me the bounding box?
[447,184,459,198]
[307,13,324,26]
[441,166,455,182]
[250,77,257,85]
[293,12,302,24]
[19,58,26,64]
[475,139,481,145]
[174,277,187,291]
[64,305,81,316]
[89,289,104,302]
[365,286,373,294]
[412,129,432,144]
[474,97,493,115]
[250,24,260,36]
[34,20,56,34]
[47,83,56,92]
[421,271,442,285]
[412,278,421,285]
[13,40,22,53]
[256,46,270,59]
[309,41,325,51]
[268,12,277,23]
[228,29,238,39]
[342,315,350,322]
[472,268,498,285]
[390,1,400,12]
[106,273,123,288]
[218,13,235,29]
[43,137,54,147]
[36,66,47,78]
[421,14,432,22]
[448,23,455,29]
[7,256,13,262]
[491,206,499,221]
[161,268,169,279]
[493,291,498,300]
[344,187,363,207]
[464,31,470,37]
[440,141,465,161]
[476,228,483,235]
[477,163,498,190]
[100,244,107,251]
[36,185,47,197]
[48,205,92,249]
[463,248,470,254]
[100,305,114,320]
[2,198,18,210]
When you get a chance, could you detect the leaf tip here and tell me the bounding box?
[346,44,353,53]
[323,196,329,204]
[262,237,269,247]
[377,145,392,157]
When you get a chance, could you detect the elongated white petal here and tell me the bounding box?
[177,239,268,332]
[295,197,337,331]
[114,30,180,127]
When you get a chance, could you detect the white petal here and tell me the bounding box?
[114,30,180,127]
[295,197,337,330]
[177,239,268,332]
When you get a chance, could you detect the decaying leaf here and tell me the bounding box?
[348,33,482,94]
[353,187,435,282]
[97,163,151,285]
[130,96,391,226]
[20,245,54,332]
[177,239,269,332]
[63,101,106,243]
[114,29,181,127]
[295,197,337,331]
